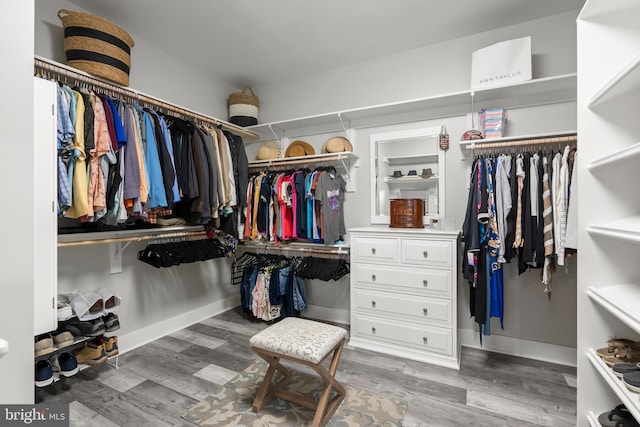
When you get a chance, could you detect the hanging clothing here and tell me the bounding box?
[461,145,577,338]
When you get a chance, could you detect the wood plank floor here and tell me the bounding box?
[36,307,576,426]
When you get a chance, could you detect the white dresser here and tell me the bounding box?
[348,226,460,369]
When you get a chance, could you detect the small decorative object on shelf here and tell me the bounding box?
[479,108,508,139]
[439,133,450,151]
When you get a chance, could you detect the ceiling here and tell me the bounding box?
[68,0,585,88]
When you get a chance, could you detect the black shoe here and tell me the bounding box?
[103,313,120,332]
[59,317,105,337]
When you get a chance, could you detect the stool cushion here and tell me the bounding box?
[250,317,347,364]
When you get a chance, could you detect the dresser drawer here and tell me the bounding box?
[352,263,452,296]
[352,314,453,356]
[351,237,398,263]
[401,239,453,268]
[353,288,452,326]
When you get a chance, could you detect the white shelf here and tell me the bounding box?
[587,217,640,244]
[587,348,640,422]
[589,142,640,171]
[383,176,439,184]
[472,73,577,103]
[579,0,640,20]
[587,284,640,336]
[459,130,577,149]
[585,411,599,427]
[383,154,438,165]
[589,52,640,109]
[248,74,576,140]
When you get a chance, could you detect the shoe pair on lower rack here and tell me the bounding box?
[598,404,640,427]
[34,331,75,357]
[612,363,640,394]
[74,335,118,366]
[35,352,79,387]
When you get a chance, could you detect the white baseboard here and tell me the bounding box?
[117,295,239,354]
[458,328,577,367]
[304,304,350,325]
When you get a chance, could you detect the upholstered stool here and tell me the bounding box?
[249,317,348,427]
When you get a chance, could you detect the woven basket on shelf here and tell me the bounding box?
[228,87,259,127]
[57,9,135,86]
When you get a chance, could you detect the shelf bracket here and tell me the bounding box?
[110,241,133,275]
[337,154,351,181]
[337,112,347,133]
[268,124,280,143]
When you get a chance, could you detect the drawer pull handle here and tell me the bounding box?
[423,279,428,287]
[423,336,428,344]
[423,251,429,258]
[371,301,376,308]
[372,327,376,334]
[423,308,428,316]
[371,248,376,255]
[372,274,376,281]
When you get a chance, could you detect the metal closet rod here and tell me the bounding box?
[469,134,577,150]
[240,242,349,256]
[58,230,208,248]
[33,57,258,139]
[248,155,350,170]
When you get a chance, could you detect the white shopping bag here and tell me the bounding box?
[471,36,532,91]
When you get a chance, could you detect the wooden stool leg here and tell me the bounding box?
[312,340,346,427]
[252,350,293,412]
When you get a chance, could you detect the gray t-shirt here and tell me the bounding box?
[314,172,346,245]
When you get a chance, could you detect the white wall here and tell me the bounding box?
[35,0,237,120]
[34,0,241,357]
[31,0,580,370]
[252,10,580,364]
[255,11,578,122]
[0,0,36,404]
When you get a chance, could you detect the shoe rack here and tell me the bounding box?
[577,0,640,424]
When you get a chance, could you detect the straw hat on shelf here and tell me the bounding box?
[321,136,353,153]
[285,140,315,157]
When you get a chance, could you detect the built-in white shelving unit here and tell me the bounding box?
[588,142,640,171]
[577,0,640,424]
[247,74,577,142]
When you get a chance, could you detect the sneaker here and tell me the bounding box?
[99,289,121,314]
[59,317,105,337]
[74,342,107,366]
[89,336,118,358]
[35,334,54,357]
[50,352,78,377]
[612,363,640,378]
[53,331,74,349]
[104,336,119,357]
[70,291,104,321]
[57,294,73,321]
[103,313,120,332]
[35,359,54,387]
